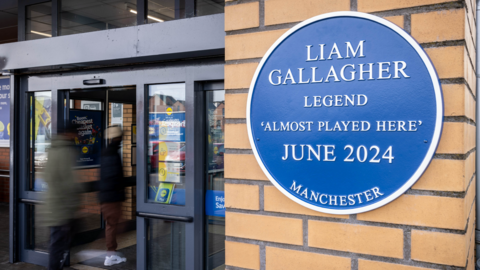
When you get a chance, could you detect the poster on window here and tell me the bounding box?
[148,112,185,142]
[0,78,10,145]
[70,110,102,167]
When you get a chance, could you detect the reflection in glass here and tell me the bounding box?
[147,219,185,270]
[205,90,225,270]
[0,5,19,44]
[60,0,137,36]
[196,0,224,17]
[26,204,49,252]
[148,0,185,23]
[26,2,52,40]
[147,83,186,206]
[29,91,52,191]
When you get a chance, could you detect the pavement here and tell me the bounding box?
[0,203,95,270]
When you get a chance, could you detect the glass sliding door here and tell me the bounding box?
[29,91,52,192]
[143,83,188,270]
[147,83,186,206]
[205,89,225,269]
[27,91,52,252]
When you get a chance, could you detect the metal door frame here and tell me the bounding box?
[11,60,224,269]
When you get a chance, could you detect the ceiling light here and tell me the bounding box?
[147,15,164,22]
[129,9,164,22]
[31,30,51,37]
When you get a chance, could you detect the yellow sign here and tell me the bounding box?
[166,107,173,115]
[157,142,169,161]
[154,182,174,204]
[82,146,88,154]
[158,162,167,181]
[213,146,218,155]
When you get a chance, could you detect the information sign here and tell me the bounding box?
[0,78,10,145]
[70,110,103,167]
[247,12,443,214]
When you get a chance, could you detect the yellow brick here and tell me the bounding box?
[411,230,466,266]
[467,245,475,270]
[225,154,268,181]
[266,247,350,270]
[225,183,259,210]
[357,194,466,230]
[225,124,251,149]
[465,47,476,93]
[384,15,404,28]
[358,0,453,12]
[225,2,259,31]
[412,158,468,192]
[465,0,476,44]
[411,9,465,43]
[226,29,288,61]
[464,177,475,221]
[465,9,476,72]
[265,0,349,26]
[226,212,303,245]
[225,241,260,270]
[465,152,476,188]
[225,63,258,89]
[308,220,403,258]
[425,46,464,79]
[225,93,248,119]
[358,259,432,270]
[264,186,349,219]
[443,84,475,121]
[436,122,475,154]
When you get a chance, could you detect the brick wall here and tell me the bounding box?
[121,103,137,221]
[224,0,476,269]
[78,168,101,215]
[108,103,137,221]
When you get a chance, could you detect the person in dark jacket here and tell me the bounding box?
[100,125,127,266]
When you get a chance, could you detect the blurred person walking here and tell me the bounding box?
[43,124,83,270]
[99,125,127,266]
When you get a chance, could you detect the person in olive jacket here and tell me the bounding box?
[99,125,127,266]
[43,124,83,270]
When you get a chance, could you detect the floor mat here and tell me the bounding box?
[78,245,136,270]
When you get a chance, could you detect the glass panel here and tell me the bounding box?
[60,0,137,36]
[26,2,52,40]
[147,219,185,270]
[205,90,225,270]
[29,91,52,191]
[0,4,19,44]
[147,83,186,206]
[26,204,49,252]
[147,0,185,23]
[196,0,224,17]
[70,99,104,111]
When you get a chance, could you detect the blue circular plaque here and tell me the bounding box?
[247,12,443,214]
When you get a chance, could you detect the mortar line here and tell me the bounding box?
[225,208,467,235]
[404,14,411,34]
[350,0,357,11]
[404,228,412,260]
[225,236,464,270]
